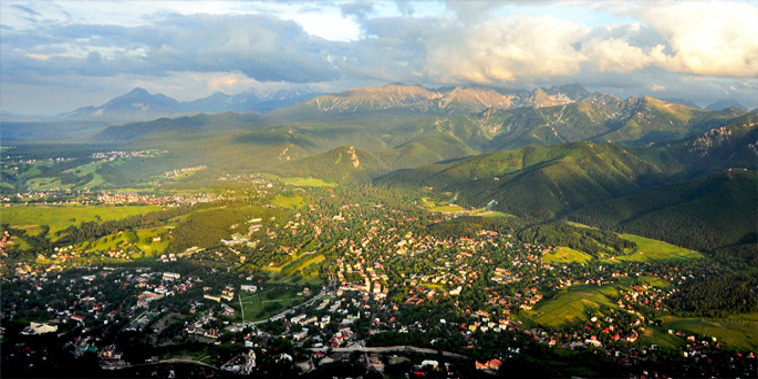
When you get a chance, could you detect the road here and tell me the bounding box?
[307,345,469,359]
[104,357,217,371]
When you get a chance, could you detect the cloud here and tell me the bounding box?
[11,4,40,16]
[340,1,374,19]
[2,0,757,114]
[1,13,341,83]
[445,0,505,23]
[606,1,758,77]
[424,15,591,84]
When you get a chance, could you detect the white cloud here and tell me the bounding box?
[3,0,758,113]
[623,1,758,77]
[425,15,591,84]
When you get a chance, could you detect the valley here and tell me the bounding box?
[1,83,756,379]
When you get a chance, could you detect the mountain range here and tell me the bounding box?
[267,83,591,121]
[20,87,322,123]
[3,83,749,124]
[2,82,756,261]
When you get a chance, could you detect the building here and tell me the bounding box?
[163,272,181,281]
[221,287,235,301]
[291,314,307,324]
[21,322,58,335]
[204,294,222,302]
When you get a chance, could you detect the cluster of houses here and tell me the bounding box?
[164,165,206,179]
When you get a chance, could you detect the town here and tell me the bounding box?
[2,179,755,378]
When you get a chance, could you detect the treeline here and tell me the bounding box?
[671,273,758,317]
[427,216,521,239]
[427,216,635,258]
[517,222,636,257]
[96,156,186,187]
[56,206,190,245]
[167,203,288,254]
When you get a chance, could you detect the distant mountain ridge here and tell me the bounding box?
[706,99,746,111]
[55,87,323,122]
[267,83,592,121]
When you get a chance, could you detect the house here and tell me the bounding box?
[421,360,439,370]
[163,272,180,281]
[241,284,257,293]
[221,303,236,317]
[486,359,502,371]
[626,331,638,342]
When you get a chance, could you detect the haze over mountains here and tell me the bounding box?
[4,87,323,123]
[2,79,757,296]
[5,82,748,125]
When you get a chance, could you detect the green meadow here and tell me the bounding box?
[271,194,305,208]
[4,204,163,236]
[238,287,307,322]
[542,246,592,264]
[661,314,758,351]
[527,283,622,328]
[421,197,466,213]
[281,176,338,188]
[613,234,703,262]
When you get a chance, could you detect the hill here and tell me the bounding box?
[569,169,757,254]
[380,122,758,256]
[1,121,110,142]
[637,112,758,177]
[270,145,388,183]
[56,87,321,123]
[380,141,661,218]
[706,99,746,111]
[96,112,266,141]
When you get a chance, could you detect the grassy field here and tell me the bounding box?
[76,226,172,256]
[135,226,173,255]
[4,205,163,236]
[239,287,307,322]
[528,283,623,327]
[26,177,72,191]
[637,326,685,350]
[281,253,325,277]
[542,246,593,264]
[636,275,671,288]
[63,161,107,188]
[271,194,305,209]
[281,176,337,188]
[565,221,596,229]
[421,197,466,213]
[537,229,702,264]
[661,314,758,351]
[612,234,703,262]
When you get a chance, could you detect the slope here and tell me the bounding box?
[270,145,389,183]
[569,169,757,254]
[381,142,662,218]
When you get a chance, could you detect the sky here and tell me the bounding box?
[1,0,757,115]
